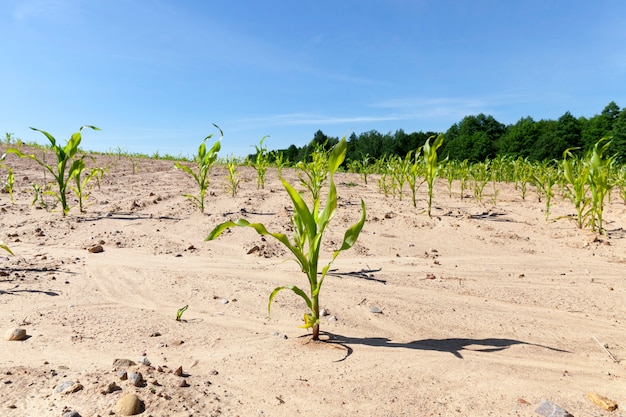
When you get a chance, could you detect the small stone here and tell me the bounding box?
[535,399,573,417]
[128,372,144,387]
[54,380,76,393]
[88,245,104,253]
[171,340,184,346]
[369,306,382,314]
[112,358,136,367]
[137,356,151,366]
[104,382,121,393]
[320,308,330,317]
[115,394,143,416]
[174,366,183,377]
[64,383,83,394]
[3,328,27,341]
[117,370,128,380]
[178,379,190,387]
[62,411,82,417]
[149,332,161,337]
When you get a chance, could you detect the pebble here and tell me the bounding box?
[219,298,229,304]
[535,399,573,417]
[62,411,82,417]
[178,379,190,387]
[115,394,143,416]
[112,358,136,367]
[137,356,151,366]
[174,366,183,377]
[87,244,104,253]
[117,370,128,380]
[54,380,76,393]
[3,328,27,341]
[128,372,144,387]
[104,382,121,394]
[54,381,83,394]
[369,306,382,314]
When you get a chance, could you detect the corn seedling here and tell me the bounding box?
[348,153,373,185]
[531,161,559,220]
[6,126,99,216]
[406,150,424,208]
[176,305,189,321]
[70,158,104,213]
[174,124,222,213]
[513,157,532,200]
[207,138,366,341]
[387,154,411,200]
[297,143,329,201]
[0,154,15,204]
[470,161,490,203]
[225,157,240,197]
[272,150,288,178]
[422,134,445,216]
[586,138,614,233]
[562,148,591,228]
[254,136,270,189]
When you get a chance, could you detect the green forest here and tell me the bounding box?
[271,101,625,164]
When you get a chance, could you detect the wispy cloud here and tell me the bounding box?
[232,112,405,128]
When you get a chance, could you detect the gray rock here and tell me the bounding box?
[115,394,143,416]
[128,372,144,387]
[137,356,151,366]
[117,370,128,380]
[62,411,82,417]
[54,380,75,393]
[369,306,382,314]
[535,399,573,417]
[3,328,27,341]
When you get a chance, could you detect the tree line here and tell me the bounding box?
[267,101,626,164]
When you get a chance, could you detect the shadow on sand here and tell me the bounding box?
[319,332,570,362]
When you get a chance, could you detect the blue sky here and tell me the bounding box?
[1,1,625,158]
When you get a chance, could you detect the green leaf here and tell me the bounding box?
[268,285,312,316]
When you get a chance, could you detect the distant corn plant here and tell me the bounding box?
[422,134,445,216]
[174,124,222,213]
[253,136,270,189]
[297,142,329,201]
[207,138,366,341]
[585,138,614,233]
[225,157,240,197]
[6,125,99,216]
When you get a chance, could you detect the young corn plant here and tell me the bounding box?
[272,150,288,178]
[422,134,445,216]
[6,126,99,216]
[297,143,329,201]
[70,158,104,213]
[174,124,222,213]
[562,148,590,229]
[206,138,366,341]
[225,157,240,197]
[406,150,424,208]
[253,136,270,189]
[0,154,15,204]
[531,161,559,220]
[348,153,373,185]
[586,138,614,233]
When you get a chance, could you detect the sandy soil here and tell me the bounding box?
[0,145,625,417]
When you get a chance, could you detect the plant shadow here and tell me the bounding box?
[320,332,569,362]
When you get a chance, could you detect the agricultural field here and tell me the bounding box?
[1,142,625,416]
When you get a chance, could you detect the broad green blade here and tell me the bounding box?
[268,285,312,315]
